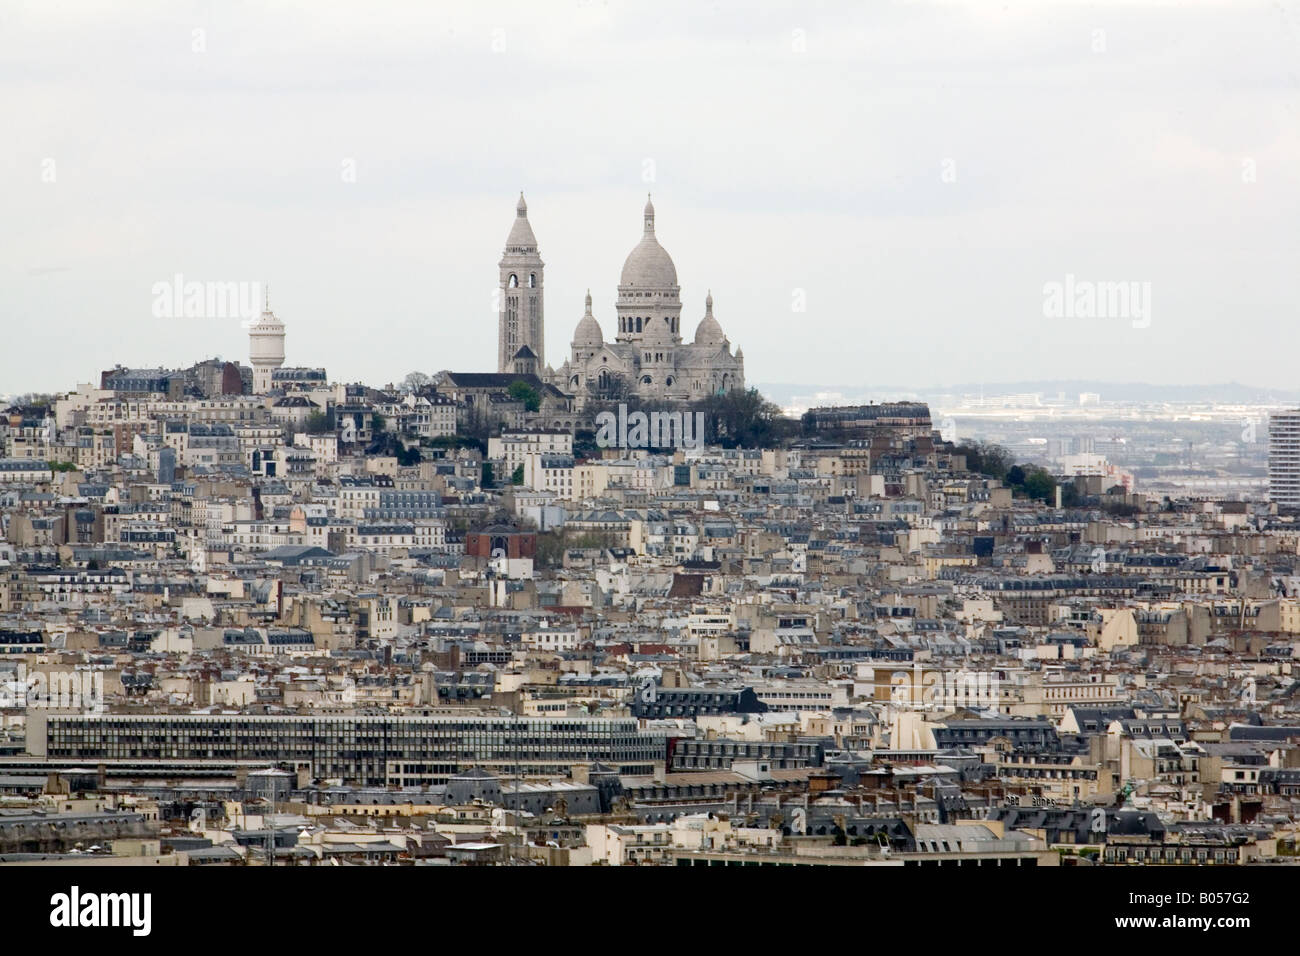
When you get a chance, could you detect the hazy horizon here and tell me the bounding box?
[5,0,1298,395]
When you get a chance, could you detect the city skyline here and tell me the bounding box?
[1,0,1298,911]
[5,1,1299,394]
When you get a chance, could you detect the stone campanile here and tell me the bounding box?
[498,193,545,373]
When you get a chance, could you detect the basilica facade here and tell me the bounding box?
[497,195,745,410]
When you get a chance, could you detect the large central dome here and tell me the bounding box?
[619,197,678,289]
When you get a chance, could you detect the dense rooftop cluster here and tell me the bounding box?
[4,383,1300,867]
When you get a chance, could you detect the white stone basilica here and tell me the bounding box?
[498,195,744,409]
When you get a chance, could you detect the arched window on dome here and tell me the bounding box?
[665,376,675,387]
[508,274,519,289]
[528,273,536,288]
[635,317,642,333]
[640,376,652,386]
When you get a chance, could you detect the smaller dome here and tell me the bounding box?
[572,289,603,348]
[693,290,726,346]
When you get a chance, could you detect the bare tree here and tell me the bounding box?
[400,371,433,394]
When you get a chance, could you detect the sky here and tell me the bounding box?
[2,0,1298,396]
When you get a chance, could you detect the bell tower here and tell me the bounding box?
[498,193,545,373]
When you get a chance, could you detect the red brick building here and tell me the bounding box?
[464,524,536,560]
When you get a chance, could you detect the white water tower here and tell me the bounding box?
[248,293,286,393]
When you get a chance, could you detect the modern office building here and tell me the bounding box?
[27,714,666,786]
[1269,410,1300,507]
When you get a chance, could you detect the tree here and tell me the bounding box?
[1003,462,1057,503]
[401,371,432,394]
[366,429,404,457]
[423,433,485,455]
[1060,480,1082,508]
[589,371,631,403]
[510,464,524,485]
[459,401,493,445]
[582,374,636,421]
[954,441,1013,481]
[534,529,620,569]
[535,531,566,569]
[699,387,792,448]
[481,462,495,488]
[1021,467,1056,503]
[507,380,541,412]
[304,411,331,434]
[372,412,387,434]
[573,427,601,460]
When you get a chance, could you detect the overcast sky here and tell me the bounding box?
[3,0,1298,397]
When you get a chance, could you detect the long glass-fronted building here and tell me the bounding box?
[28,714,666,786]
